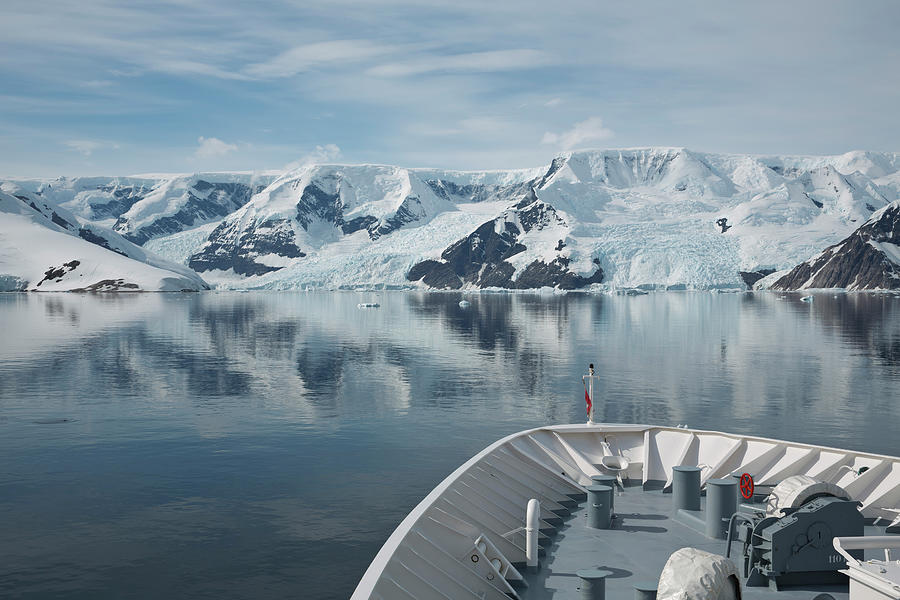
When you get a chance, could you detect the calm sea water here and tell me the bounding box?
[1,291,899,599]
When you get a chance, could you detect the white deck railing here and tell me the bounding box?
[352,423,900,600]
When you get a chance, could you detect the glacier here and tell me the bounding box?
[3,148,899,292]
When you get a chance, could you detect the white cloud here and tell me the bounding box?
[245,40,396,79]
[413,116,515,138]
[194,136,238,159]
[544,97,562,107]
[368,49,550,77]
[283,144,342,171]
[541,117,613,150]
[80,80,115,89]
[150,60,248,81]
[63,139,118,156]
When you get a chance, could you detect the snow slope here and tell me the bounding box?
[0,190,208,291]
[5,173,277,245]
[770,200,900,291]
[175,148,896,290]
[185,163,539,283]
[5,148,899,291]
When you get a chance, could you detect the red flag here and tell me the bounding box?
[583,380,592,417]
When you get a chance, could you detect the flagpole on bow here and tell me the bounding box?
[582,363,599,425]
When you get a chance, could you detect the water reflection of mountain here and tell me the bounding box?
[406,293,521,352]
[4,291,899,600]
[799,294,900,370]
[1,292,899,454]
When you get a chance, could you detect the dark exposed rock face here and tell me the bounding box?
[425,179,535,205]
[188,172,448,276]
[36,260,81,287]
[739,269,775,288]
[514,257,604,290]
[77,228,128,256]
[189,218,305,276]
[536,157,567,189]
[13,193,81,235]
[407,193,603,290]
[368,196,423,240]
[772,202,900,290]
[70,279,140,292]
[437,219,524,286]
[295,176,429,240]
[90,184,151,219]
[406,260,463,289]
[296,180,342,230]
[114,182,257,245]
[513,189,562,229]
[50,211,74,230]
[340,215,378,235]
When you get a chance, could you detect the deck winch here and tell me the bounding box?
[727,475,863,589]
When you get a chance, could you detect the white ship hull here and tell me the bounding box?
[352,423,900,600]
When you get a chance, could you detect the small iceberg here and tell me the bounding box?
[357,302,380,308]
[617,288,649,296]
[801,295,813,303]
[458,300,470,308]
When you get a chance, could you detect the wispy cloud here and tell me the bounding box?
[2,1,899,176]
[79,80,115,89]
[194,136,238,159]
[151,60,248,81]
[417,116,514,137]
[368,49,550,77]
[283,144,342,171]
[63,139,118,156]
[245,40,397,79]
[542,117,614,150]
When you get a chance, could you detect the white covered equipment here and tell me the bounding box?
[657,547,741,600]
[765,475,851,517]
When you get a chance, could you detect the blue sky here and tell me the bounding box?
[1,0,898,177]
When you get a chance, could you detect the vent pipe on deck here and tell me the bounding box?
[526,498,540,572]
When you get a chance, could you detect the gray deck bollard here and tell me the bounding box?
[633,581,658,600]
[706,478,738,538]
[586,485,613,529]
[577,568,613,600]
[590,474,617,515]
[672,466,701,511]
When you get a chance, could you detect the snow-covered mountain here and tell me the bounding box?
[175,148,895,290]
[4,148,899,291]
[406,189,604,289]
[180,163,543,287]
[769,200,900,291]
[6,173,275,245]
[0,187,208,291]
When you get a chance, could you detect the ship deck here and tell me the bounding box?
[521,482,891,600]
[351,425,900,600]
